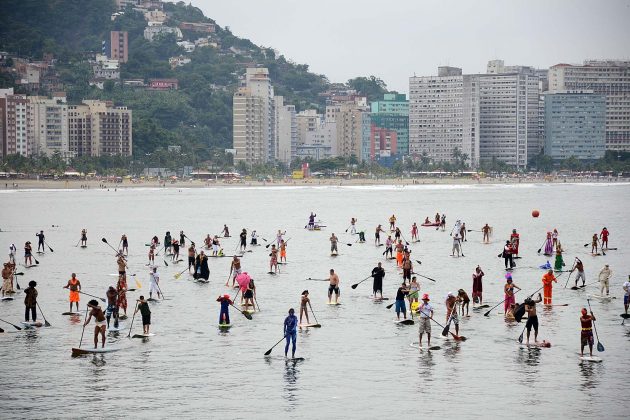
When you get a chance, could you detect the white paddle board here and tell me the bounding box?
[72,347,120,356]
[2,296,14,301]
[409,342,441,350]
[132,333,155,338]
[326,302,341,305]
[579,355,602,363]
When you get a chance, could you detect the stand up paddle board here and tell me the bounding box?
[119,315,128,320]
[61,311,82,315]
[80,245,87,248]
[409,342,441,350]
[588,295,615,301]
[21,321,43,328]
[72,347,120,356]
[395,319,414,325]
[327,301,341,305]
[218,323,232,329]
[1,296,14,301]
[196,279,209,283]
[107,324,126,332]
[299,323,321,328]
[579,355,602,363]
[132,333,155,338]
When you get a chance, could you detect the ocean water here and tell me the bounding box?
[0,183,628,418]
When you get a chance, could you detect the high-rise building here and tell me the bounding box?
[0,88,12,158]
[232,68,276,165]
[30,94,70,157]
[296,110,321,147]
[110,31,129,63]
[409,67,480,167]
[296,119,337,161]
[334,102,369,161]
[274,96,296,165]
[369,126,397,160]
[4,93,32,157]
[68,100,132,157]
[370,93,409,156]
[544,90,606,160]
[549,60,630,151]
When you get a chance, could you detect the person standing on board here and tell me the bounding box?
[543,232,553,256]
[570,258,586,288]
[417,294,433,348]
[148,245,155,265]
[105,286,119,329]
[164,231,172,255]
[80,229,87,247]
[384,236,393,259]
[445,292,460,336]
[329,233,338,256]
[451,233,462,257]
[599,227,610,249]
[117,275,128,318]
[524,294,543,345]
[472,265,484,305]
[250,230,258,245]
[389,214,396,231]
[542,270,557,305]
[279,239,287,263]
[411,223,418,242]
[149,267,160,299]
[9,243,17,264]
[269,245,279,274]
[2,262,15,296]
[121,234,129,255]
[275,230,285,246]
[24,280,38,322]
[221,225,230,237]
[24,241,33,266]
[284,308,298,358]
[299,290,310,325]
[598,264,612,296]
[503,240,515,270]
[591,234,599,255]
[171,239,180,261]
[239,228,247,252]
[135,296,151,335]
[227,255,241,287]
[179,230,185,247]
[375,224,385,246]
[394,281,409,320]
[504,274,520,315]
[308,213,316,229]
[217,294,232,325]
[402,256,413,284]
[623,276,630,315]
[196,251,210,281]
[580,308,597,357]
[440,214,446,231]
[510,229,519,255]
[35,230,45,252]
[328,269,340,304]
[350,217,357,234]
[84,299,107,349]
[395,240,405,266]
[63,273,81,312]
[372,262,385,300]
[188,243,196,273]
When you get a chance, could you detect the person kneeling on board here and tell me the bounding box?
[135,296,151,335]
[85,300,107,349]
[580,308,596,357]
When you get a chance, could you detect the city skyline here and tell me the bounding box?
[194,0,630,93]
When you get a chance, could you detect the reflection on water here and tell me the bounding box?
[579,362,601,390]
[283,359,300,409]
[516,346,541,369]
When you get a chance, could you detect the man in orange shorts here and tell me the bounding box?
[64,272,81,312]
[280,239,287,263]
[395,240,404,267]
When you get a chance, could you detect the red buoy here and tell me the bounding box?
[532,210,540,218]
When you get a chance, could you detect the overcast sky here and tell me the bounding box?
[192,0,630,93]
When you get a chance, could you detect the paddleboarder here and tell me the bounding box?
[510,229,519,255]
[554,243,565,271]
[212,236,220,256]
[472,265,484,305]
[591,234,599,255]
[35,230,45,252]
[24,241,33,266]
[2,262,15,296]
[284,308,298,358]
[149,267,160,299]
[221,224,230,238]
[600,227,609,249]
[579,308,597,357]
[417,294,433,347]
[395,281,409,320]
[164,231,172,255]
[280,239,287,262]
[117,275,128,317]
[196,251,210,281]
[328,269,340,304]
[411,223,418,242]
[308,213,316,229]
[445,292,460,336]
[402,256,413,283]
[269,245,279,274]
[623,276,630,315]
[217,294,232,325]
[502,240,515,270]
[350,217,357,234]
[299,290,310,325]
[172,239,180,261]
[409,276,420,308]
[481,224,492,244]
[384,236,393,259]
[188,243,196,273]
[543,232,553,256]
[570,258,586,288]
[121,234,128,255]
[148,245,155,265]
[80,229,87,247]
[504,274,521,315]
[330,233,338,255]
[106,286,119,328]
[552,229,559,249]
[460,222,467,242]
[275,230,285,246]
[24,280,38,322]
[63,273,81,312]
[440,214,446,231]
[250,230,258,245]
[229,256,242,287]
[243,279,256,311]
[135,296,151,335]
[542,270,557,305]
[458,289,470,316]
[389,214,396,231]
[239,228,247,252]
[524,294,543,344]
[375,224,385,246]
[179,231,185,247]
[84,300,107,348]
[372,262,385,299]
[452,233,462,257]
[9,243,17,263]
[395,240,404,266]
[598,264,612,296]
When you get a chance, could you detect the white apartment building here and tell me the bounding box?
[549,60,630,151]
[296,109,321,147]
[68,100,132,157]
[297,120,337,161]
[408,67,480,167]
[274,96,296,165]
[30,94,70,157]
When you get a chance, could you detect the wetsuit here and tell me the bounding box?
[284,314,298,356]
[218,297,232,324]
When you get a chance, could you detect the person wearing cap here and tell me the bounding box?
[217,294,233,325]
[371,262,385,300]
[35,230,45,252]
[445,292,460,336]
[299,290,310,325]
[417,294,433,347]
[541,270,557,305]
[524,293,543,344]
[284,308,298,358]
[84,299,107,349]
[63,273,81,312]
[395,281,409,320]
[580,307,597,357]
[599,227,609,249]
[135,296,151,335]
[24,241,33,266]
[598,264,612,296]
[504,274,521,315]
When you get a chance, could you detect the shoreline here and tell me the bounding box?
[1,176,628,190]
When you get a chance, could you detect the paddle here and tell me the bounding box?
[351,274,373,289]
[536,238,547,254]
[127,301,139,338]
[174,267,188,279]
[0,326,3,333]
[79,291,106,303]
[484,289,524,317]
[264,335,287,356]
[307,302,322,327]
[36,302,51,327]
[230,302,253,320]
[400,234,410,246]
[417,308,466,341]
[412,273,437,282]
[586,299,604,352]
[32,254,39,265]
[345,242,353,247]
[305,277,328,281]
[517,324,527,343]
[442,312,454,337]
[155,280,166,300]
[344,224,351,233]
[598,240,606,256]
[45,241,54,252]
[564,260,577,288]
[467,229,482,233]
[74,239,81,247]
[77,306,89,350]
[583,243,590,247]
[0,317,22,330]
[13,270,21,290]
[254,296,261,312]
[414,260,422,265]
[14,272,24,276]
[101,237,121,255]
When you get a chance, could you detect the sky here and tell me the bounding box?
[192,0,630,93]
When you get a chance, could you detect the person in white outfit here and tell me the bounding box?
[149,267,161,299]
[598,264,612,296]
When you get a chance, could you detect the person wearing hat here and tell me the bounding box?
[284,308,298,358]
[541,269,557,305]
[504,273,521,315]
[599,227,609,249]
[63,273,81,312]
[417,294,433,347]
[445,292,460,336]
[135,296,151,335]
[24,241,33,266]
[598,264,612,296]
[580,307,597,357]
[216,294,233,325]
[24,280,38,322]
[84,299,107,349]
[35,230,45,252]
[9,243,17,263]
[299,290,310,325]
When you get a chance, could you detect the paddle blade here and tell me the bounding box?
[346,243,352,246]
[483,310,491,317]
[15,272,24,276]
[454,335,467,341]
[264,349,273,356]
[163,260,168,267]
[135,280,142,289]
[174,273,181,279]
[100,298,106,302]
[243,312,253,320]
[441,325,450,337]
[311,324,322,328]
[0,327,4,333]
[101,238,108,243]
[14,325,22,330]
[44,320,51,327]
[351,284,358,289]
[518,332,524,343]
[386,302,394,310]
[597,342,604,352]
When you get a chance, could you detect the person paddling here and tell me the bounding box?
[482,224,492,244]
[172,239,180,261]
[591,234,599,255]
[372,262,385,299]
[280,239,287,262]
[411,223,418,242]
[417,294,433,348]
[239,228,247,252]
[85,300,106,348]
[598,264,612,296]
[228,255,241,287]
[35,230,45,253]
[121,234,129,255]
[349,217,357,234]
[395,281,409,320]
[135,296,151,335]
[580,308,597,357]
[623,276,630,315]
[195,251,209,281]
[250,230,258,245]
[24,280,38,322]
[571,258,586,288]
[105,286,119,328]
[510,229,519,256]
[24,241,33,266]
[504,274,520,315]
[269,245,279,274]
[2,262,15,296]
[329,233,339,256]
[149,267,160,299]
[502,240,515,270]
[375,224,385,246]
[445,292,460,336]
[221,224,230,238]
[542,270,557,305]
[284,308,298,358]
[80,229,87,247]
[599,227,609,249]
[164,231,172,255]
[472,265,484,306]
[299,290,310,325]
[117,274,128,318]
[524,294,543,344]
[328,269,340,304]
[217,294,232,325]
[63,273,81,312]
[457,289,470,316]
[188,243,196,273]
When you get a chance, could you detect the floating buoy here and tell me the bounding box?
[532,210,540,218]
